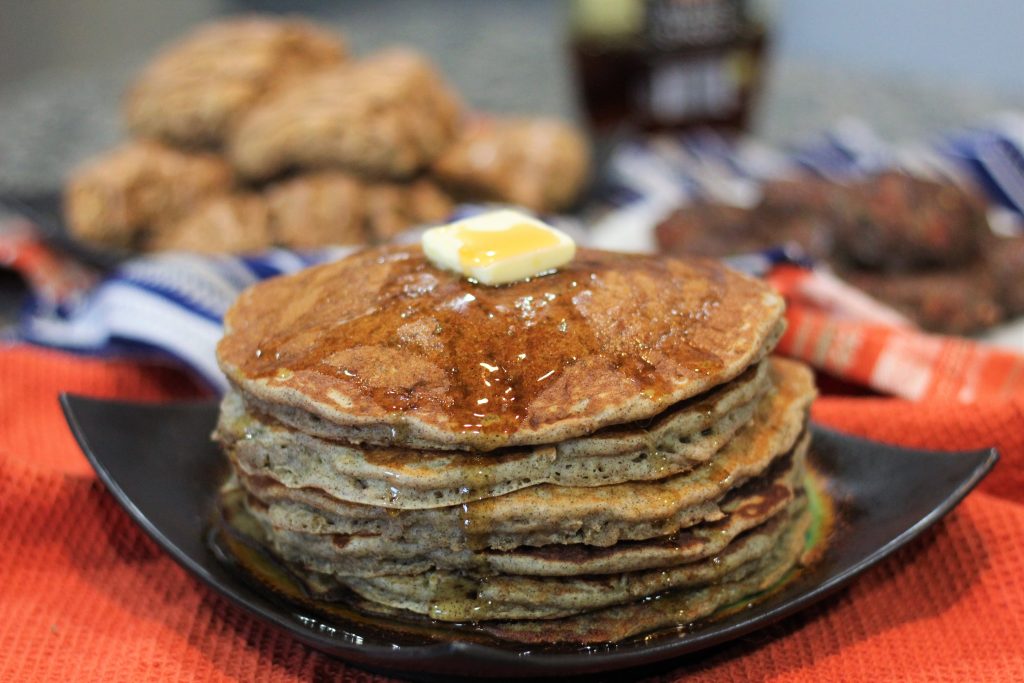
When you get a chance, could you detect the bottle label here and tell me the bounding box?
[644,0,745,48]
[643,50,749,121]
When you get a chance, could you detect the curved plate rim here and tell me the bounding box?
[59,393,998,678]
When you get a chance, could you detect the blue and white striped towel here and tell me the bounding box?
[19,248,354,390]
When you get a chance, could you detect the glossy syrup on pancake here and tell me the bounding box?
[219,245,784,448]
[234,249,723,431]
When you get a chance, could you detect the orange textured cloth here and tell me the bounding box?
[1,343,1022,682]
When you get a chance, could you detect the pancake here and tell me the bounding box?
[238,472,722,552]
[216,478,811,643]
[302,498,805,621]
[216,360,771,508]
[216,245,786,451]
[243,439,803,578]
[479,504,811,643]
[238,358,813,551]
[213,238,820,644]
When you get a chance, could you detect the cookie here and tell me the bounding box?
[147,193,271,254]
[259,172,454,250]
[432,117,590,212]
[124,17,346,148]
[362,177,454,242]
[64,140,234,249]
[265,172,367,249]
[228,49,462,181]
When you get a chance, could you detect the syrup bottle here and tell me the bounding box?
[569,0,771,135]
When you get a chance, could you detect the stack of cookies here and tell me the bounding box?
[213,243,817,644]
[64,17,590,254]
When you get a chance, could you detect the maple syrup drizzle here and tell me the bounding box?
[235,247,728,437]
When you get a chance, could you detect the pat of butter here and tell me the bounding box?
[422,210,576,285]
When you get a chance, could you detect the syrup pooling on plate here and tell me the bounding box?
[231,246,730,437]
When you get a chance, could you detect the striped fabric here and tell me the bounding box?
[18,248,354,390]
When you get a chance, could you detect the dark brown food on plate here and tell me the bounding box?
[986,234,1024,318]
[653,170,1016,335]
[146,193,271,254]
[840,265,1003,335]
[124,17,347,148]
[655,172,989,271]
[228,49,463,181]
[829,171,987,271]
[432,117,591,213]
[64,140,234,249]
[656,202,768,258]
[655,179,834,261]
[759,177,834,214]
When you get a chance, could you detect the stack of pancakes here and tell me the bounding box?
[214,245,816,644]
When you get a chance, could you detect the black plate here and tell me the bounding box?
[60,394,997,680]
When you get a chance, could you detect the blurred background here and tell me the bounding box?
[1,0,1023,345]
[1,0,1022,194]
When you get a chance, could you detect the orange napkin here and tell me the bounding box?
[1,343,1022,682]
[768,265,1024,402]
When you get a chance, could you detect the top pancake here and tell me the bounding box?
[217,245,785,450]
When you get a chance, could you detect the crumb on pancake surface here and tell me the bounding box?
[124,16,347,148]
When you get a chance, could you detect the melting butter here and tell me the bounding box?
[422,209,576,285]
